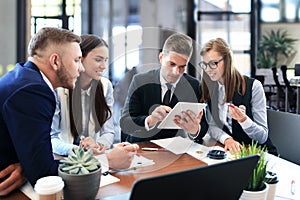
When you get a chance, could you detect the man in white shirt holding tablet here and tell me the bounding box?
[120,33,208,143]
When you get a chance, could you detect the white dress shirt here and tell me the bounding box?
[207,80,268,145]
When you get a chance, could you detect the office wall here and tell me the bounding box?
[139,0,187,73]
[0,0,16,75]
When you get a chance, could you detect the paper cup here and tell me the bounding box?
[34,176,64,200]
[266,183,277,200]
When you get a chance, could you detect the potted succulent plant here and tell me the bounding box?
[58,147,101,200]
[238,141,270,200]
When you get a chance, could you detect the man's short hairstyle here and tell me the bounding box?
[162,33,193,58]
[28,27,81,57]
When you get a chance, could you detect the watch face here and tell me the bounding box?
[207,150,226,160]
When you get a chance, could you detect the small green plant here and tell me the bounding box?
[237,141,268,191]
[59,147,101,174]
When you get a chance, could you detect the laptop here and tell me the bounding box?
[128,155,259,200]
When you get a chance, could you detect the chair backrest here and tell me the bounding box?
[267,109,300,165]
[295,63,300,76]
[254,75,265,85]
[281,65,296,110]
[271,67,284,95]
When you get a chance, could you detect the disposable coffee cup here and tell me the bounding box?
[34,176,64,200]
[266,171,279,200]
[267,182,278,200]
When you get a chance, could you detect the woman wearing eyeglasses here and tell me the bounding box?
[197,38,277,156]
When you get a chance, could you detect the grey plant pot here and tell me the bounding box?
[58,167,101,200]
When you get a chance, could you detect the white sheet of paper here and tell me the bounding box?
[20,181,38,200]
[96,153,155,171]
[187,143,235,165]
[129,154,155,168]
[151,136,194,155]
[100,174,120,187]
[157,102,207,129]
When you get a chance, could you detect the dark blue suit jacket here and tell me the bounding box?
[120,69,208,143]
[0,61,59,186]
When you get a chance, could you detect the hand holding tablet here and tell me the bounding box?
[157,102,207,129]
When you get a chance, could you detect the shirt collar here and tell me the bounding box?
[159,72,182,88]
[218,81,224,91]
[40,70,54,92]
[81,84,92,96]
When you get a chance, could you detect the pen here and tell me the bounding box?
[228,103,245,113]
[142,147,166,151]
[291,180,296,195]
[229,104,235,108]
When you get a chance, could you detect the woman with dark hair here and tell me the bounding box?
[196,38,277,155]
[51,34,115,155]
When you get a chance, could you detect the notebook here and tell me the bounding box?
[128,155,259,200]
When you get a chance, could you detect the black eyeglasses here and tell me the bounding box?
[198,57,224,70]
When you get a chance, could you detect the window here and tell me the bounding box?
[111,25,142,84]
[197,0,253,76]
[260,0,300,22]
[31,0,81,35]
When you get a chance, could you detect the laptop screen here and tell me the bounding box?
[129,155,259,200]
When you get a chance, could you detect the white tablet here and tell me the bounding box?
[157,102,207,129]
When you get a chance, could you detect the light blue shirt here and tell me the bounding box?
[206,79,268,145]
[50,91,76,155]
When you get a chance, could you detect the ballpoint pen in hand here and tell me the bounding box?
[291,180,296,195]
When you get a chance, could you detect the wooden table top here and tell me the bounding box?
[2,136,219,200]
[96,142,207,199]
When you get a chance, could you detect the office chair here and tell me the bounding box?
[280,65,296,113]
[267,109,300,165]
[271,67,285,111]
[254,75,277,110]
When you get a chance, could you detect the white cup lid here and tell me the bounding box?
[34,176,64,195]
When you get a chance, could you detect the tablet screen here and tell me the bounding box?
[157,102,207,129]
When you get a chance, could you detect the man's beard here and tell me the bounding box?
[57,61,77,89]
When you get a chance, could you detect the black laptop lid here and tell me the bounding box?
[129,155,259,200]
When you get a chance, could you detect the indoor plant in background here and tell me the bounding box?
[58,147,101,200]
[256,29,298,85]
[257,29,298,69]
[238,142,270,200]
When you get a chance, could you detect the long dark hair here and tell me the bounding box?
[69,34,111,138]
